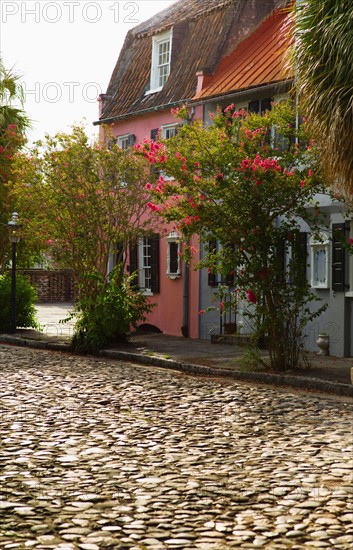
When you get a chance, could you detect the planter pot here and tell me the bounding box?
[316,334,329,356]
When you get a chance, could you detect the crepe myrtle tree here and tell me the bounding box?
[13,125,159,351]
[136,101,328,371]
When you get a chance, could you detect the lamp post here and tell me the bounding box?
[8,212,21,333]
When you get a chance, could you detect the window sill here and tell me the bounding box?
[311,285,329,290]
[345,291,353,298]
[145,87,163,96]
[166,273,181,280]
[142,289,153,296]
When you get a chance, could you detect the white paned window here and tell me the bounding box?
[165,231,181,278]
[117,133,135,150]
[140,237,152,293]
[161,123,179,139]
[148,30,172,94]
[160,124,179,181]
[310,233,329,288]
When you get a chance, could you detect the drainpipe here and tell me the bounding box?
[181,243,189,338]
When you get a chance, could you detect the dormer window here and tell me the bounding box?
[148,29,173,94]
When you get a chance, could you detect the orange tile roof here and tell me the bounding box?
[194,8,294,100]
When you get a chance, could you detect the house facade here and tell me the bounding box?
[95,0,284,340]
[95,0,353,357]
[188,5,353,357]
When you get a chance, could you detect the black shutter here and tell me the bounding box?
[260,98,272,114]
[129,242,138,288]
[208,240,217,287]
[150,235,160,293]
[287,231,307,285]
[221,243,236,286]
[169,242,179,274]
[294,231,308,277]
[115,241,124,265]
[248,100,260,113]
[332,223,346,291]
[127,134,136,147]
[297,231,308,277]
[150,128,159,141]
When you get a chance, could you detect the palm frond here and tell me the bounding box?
[290,0,353,195]
[0,57,30,137]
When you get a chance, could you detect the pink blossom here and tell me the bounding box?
[308,169,313,177]
[224,103,235,113]
[147,202,161,212]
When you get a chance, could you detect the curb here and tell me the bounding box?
[100,349,353,398]
[0,334,71,352]
[1,335,352,398]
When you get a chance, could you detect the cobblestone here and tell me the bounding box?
[0,345,352,549]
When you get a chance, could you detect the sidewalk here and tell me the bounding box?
[0,303,352,398]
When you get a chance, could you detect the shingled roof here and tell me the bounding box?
[96,0,285,124]
[194,7,294,101]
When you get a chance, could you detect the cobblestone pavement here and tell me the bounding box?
[1,346,352,550]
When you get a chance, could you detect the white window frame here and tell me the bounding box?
[147,29,173,94]
[138,237,153,295]
[159,124,179,181]
[117,133,133,150]
[161,123,179,139]
[310,232,329,289]
[165,231,181,279]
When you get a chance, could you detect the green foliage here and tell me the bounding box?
[13,124,158,297]
[0,273,38,331]
[291,0,353,193]
[138,101,331,372]
[70,266,154,354]
[0,58,30,269]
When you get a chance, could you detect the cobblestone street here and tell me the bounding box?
[0,345,352,549]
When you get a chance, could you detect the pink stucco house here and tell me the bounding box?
[94,0,289,339]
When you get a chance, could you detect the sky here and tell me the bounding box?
[0,0,176,143]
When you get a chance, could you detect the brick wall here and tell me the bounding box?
[20,270,77,303]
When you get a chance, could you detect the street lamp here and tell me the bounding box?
[8,212,21,333]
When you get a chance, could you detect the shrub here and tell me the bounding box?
[71,265,154,354]
[0,273,38,331]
